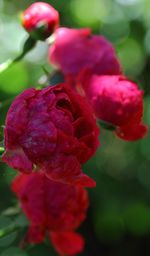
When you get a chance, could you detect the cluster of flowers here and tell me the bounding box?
[2,2,148,255]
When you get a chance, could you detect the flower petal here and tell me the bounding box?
[116,123,148,141]
[2,148,33,173]
[49,231,84,256]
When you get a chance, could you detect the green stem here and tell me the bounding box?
[0,36,37,74]
[0,59,13,73]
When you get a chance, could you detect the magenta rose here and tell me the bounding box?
[12,171,88,255]
[79,74,147,141]
[3,83,99,187]
[49,27,121,83]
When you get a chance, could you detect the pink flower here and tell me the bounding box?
[79,74,147,141]
[2,84,99,187]
[22,2,59,40]
[49,27,121,82]
[11,172,88,255]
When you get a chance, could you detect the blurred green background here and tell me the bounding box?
[0,0,150,255]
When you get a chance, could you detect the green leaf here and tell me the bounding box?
[14,214,28,228]
[1,247,28,256]
[2,206,20,217]
[0,216,18,247]
[0,217,11,229]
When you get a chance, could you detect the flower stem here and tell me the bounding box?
[0,59,13,73]
[0,36,37,74]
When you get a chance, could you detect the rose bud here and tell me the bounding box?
[22,2,59,40]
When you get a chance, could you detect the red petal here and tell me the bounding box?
[72,173,96,188]
[116,123,148,141]
[2,148,33,173]
[49,231,84,256]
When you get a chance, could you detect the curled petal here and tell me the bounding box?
[2,148,33,173]
[49,231,84,256]
[116,123,148,141]
[44,155,96,188]
[11,173,30,195]
[70,173,96,188]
